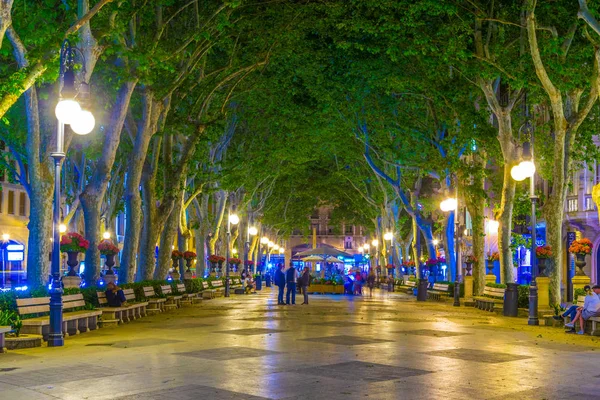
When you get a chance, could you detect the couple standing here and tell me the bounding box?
[275,264,310,305]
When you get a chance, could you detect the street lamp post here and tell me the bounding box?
[50,40,96,347]
[225,211,239,297]
[383,232,393,275]
[371,239,379,270]
[246,225,257,274]
[1,233,9,289]
[511,132,538,325]
[440,188,460,307]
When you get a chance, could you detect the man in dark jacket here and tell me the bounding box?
[286,264,298,305]
[299,267,310,305]
[275,264,286,305]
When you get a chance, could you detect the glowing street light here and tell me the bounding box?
[486,220,499,234]
[371,239,378,247]
[433,239,439,246]
[363,243,370,251]
[59,224,67,234]
[1,233,9,242]
[278,247,284,253]
[268,241,274,248]
[273,244,280,251]
[383,232,393,241]
[440,197,458,212]
[102,231,111,240]
[229,213,240,225]
[248,226,258,236]
[261,237,269,244]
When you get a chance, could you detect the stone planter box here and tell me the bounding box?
[543,315,564,328]
[5,334,43,350]
[307,285,343,294]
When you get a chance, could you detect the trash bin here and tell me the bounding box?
[417,279,428,301]
[503,282,518,317]
[255,276,262,291]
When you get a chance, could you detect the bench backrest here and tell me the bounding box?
[432,283,449,291]
[202,281,210,289]
[97,288,136,306]
[577,295,586,307]
[160,285,173,295]
[176,283,186,293]
[231,278,240,284]
[143,286,157,298]
[17,294,86,315]
[483,286,505,298]
[211,280,224,288]
[406,281,416,288]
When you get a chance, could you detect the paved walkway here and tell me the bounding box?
[1,288,600,400]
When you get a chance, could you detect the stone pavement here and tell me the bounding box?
[1,288,600,400]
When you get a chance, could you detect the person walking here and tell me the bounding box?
[299,266,310,305]
[367,269,376,297]
[286,263,298,305]
[275,264,286,305]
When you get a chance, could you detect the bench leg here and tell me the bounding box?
[591,321,600,336]
[78,317,89,333]
[0,333,4,353]
[88,316,98,331]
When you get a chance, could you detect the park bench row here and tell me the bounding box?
[14,278,245,341]
[396,278,452,300]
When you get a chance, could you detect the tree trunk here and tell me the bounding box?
[26,183,52,288]
[443,212,455,280]
[155,199,180,279]
[81,81,136,283]
[496,114,518,284]
[119,93,159,283]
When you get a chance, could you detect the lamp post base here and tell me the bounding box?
[453,279,460,307]
[528,283,539,326]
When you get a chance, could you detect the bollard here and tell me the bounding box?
[417,279,428,301]
[503,283,519,317]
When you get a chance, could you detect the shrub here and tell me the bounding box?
[485,282,507,289]
[185,278,204,293]
[574,288,587,299]
[518,285,529,309]
[0,310,22,336]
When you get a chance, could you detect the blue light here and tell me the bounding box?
[99,281,104,286]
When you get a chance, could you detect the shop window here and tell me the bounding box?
[18,192,26,216]
[567,197,578,212]
[7,191,14,214]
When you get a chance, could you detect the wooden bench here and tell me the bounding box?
[0,326,11,353]
[473,286,505,311]
[211,280,225,297]
[97,289,148,326]
[143,286,167,314]
[17,294,102,340]
[400,280,417,294]
[230,278,243,289]
[428,283,451,301]
[175,283,198,306]
[160,285,183,309]
[201,281,216,299]
[564,295,600,336]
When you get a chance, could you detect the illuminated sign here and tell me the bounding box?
[7,252,24,261]
[6,244,24,251]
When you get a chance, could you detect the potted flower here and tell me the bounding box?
[228,257,242,273]
[568,238,592,276]
[98,239,120,283]
[183,251,196,270]
[60,232,90,277]
[207,254,225,276]
[464,254,476,276]
[486,252,499,275]
[535,245,552,277]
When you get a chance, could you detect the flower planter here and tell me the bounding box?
[575,254,587,276]
[5,334,42,350]
[66,251,80,276]
[331,285,344,294]
[62,275,81,289]
[103,274,117,285]
[537,258,548,277]
[308,284,323,294]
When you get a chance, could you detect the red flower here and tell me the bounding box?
[183,251,197,260]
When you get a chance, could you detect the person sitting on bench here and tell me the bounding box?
[566,285,600,334]
[245,275,254,293]
[106,282,129,307]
